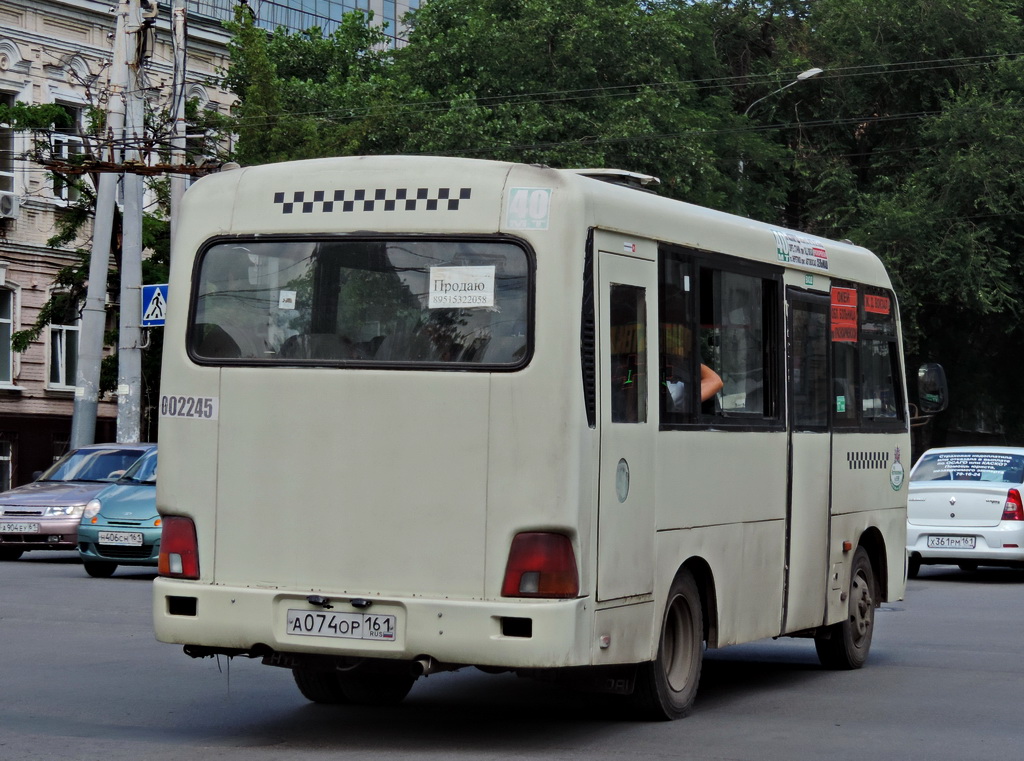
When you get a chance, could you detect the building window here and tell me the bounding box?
[1,92,14,197]
[0,438,11,492]
[49,321,79,389]
[52,105,84,203]
[0,288,12,384]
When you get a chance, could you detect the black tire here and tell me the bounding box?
[292,668,350,704]
[958,562,978,572]
[0,548,24,561]
[631,569,704,720]
[815,546,876,670]
[83,561,118,578]
[338,673,416,706]
[907,555,921,579]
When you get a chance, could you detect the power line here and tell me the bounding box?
[221,51,1024,128]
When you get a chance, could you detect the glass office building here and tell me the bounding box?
[188,0,420,46]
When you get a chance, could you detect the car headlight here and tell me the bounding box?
[82,499,102,523]
[45,503,88,517]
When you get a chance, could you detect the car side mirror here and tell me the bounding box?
[31,470,43,481]
[916,363,948,415]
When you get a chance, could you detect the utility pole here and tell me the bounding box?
[169,0,188,249]
[116,0,157,443]
[69,0,202,447]
[69,0,132,450]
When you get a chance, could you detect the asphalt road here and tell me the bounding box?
[1,552,1022,761]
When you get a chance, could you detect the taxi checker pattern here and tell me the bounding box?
[847,450,890,470]
[273,187,472,214]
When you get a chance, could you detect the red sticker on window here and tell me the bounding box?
[831,287,858,342]
[864,293,891,315]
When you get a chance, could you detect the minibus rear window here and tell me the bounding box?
[189,238,531,368]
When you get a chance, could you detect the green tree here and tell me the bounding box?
[219,0,1024,440]
[223,0,789,215]
[848,56,1024,436]
[223,10,392,166]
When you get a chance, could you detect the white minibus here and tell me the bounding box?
[154,155,934,719]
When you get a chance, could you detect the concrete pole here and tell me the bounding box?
[69,0,131,450]
[117,173,143,443]
[116,0,147,443]
[169,0,188,249]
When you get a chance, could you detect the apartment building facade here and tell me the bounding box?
[0,0,233,487]
[0,0,422,488]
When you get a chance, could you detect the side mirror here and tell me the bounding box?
[31,470,43,481]
[916,363,948,415]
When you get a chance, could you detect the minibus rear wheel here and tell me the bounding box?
[814,546,875,669]
[292,667,350,704]
[337,672,416,706]
[631,568,703,720]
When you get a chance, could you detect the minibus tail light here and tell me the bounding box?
[502,532,579,598]
[1001,489,1024,521]
[159,516,200,579]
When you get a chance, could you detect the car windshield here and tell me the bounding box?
[911,452,1024,484]
[39,448,147,483]
[120,449,157,484]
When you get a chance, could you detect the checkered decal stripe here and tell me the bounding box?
[273,188,472,214]
[847,451,890,470]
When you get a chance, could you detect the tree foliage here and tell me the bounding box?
[216,0,1024,439]
[3,101,175,414]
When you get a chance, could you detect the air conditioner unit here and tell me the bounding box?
[0,191,18,220]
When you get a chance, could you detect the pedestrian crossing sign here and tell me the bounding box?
[141,284,169,327]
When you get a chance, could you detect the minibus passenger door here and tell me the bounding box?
[596,251,656,602]
[784,290,831,632]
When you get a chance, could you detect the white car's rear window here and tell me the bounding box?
[911,452,1024,484]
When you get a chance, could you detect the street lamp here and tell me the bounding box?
[737,67,823,215]
[743,67,824,117]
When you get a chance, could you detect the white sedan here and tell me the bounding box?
[907,447,1024,577]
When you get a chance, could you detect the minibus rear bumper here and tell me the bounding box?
[153,578,595,669]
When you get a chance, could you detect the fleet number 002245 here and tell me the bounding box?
[159,394,218,420]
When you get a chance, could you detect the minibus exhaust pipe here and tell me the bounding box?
[413,656,462,676]
[413,657,438,675]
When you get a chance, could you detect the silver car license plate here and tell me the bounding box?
[0,522,40,533]
[927,535,976,549]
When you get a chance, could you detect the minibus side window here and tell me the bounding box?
[830,283,904,429]
[860,287,904,425]
[700,268,779,421]
[609,284,647,424]
[658,246,781,429]
[658,255,696,424]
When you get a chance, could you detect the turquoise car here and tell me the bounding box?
[77,448,159,577]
